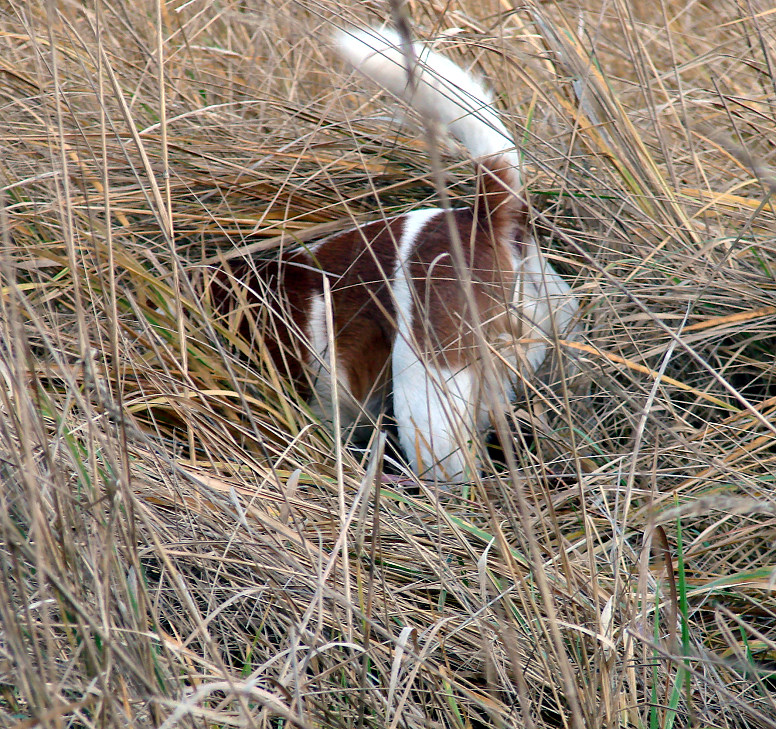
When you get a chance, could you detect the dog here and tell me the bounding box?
[210,27,580,483]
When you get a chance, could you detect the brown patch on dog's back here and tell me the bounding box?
[310,218,403,405]
[208,217,404,405]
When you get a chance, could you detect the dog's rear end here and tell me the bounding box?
[210,27,579,482]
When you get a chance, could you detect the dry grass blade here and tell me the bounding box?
[1,1,775,728]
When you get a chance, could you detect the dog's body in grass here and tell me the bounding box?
[213,28,580,482]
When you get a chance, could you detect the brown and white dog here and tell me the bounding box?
[212,28,580,482]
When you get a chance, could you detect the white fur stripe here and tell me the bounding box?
[306,292,341,414]
[390,208,480,480]
[390,208,443,322]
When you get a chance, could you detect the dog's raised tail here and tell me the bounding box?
[334,27,520,183]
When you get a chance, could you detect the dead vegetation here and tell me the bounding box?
[1,0,775,727]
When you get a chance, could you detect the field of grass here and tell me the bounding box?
[1,0,775,727]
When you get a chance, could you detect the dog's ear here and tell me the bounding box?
[474,158,528,248]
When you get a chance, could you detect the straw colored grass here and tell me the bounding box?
[1,1,775,727]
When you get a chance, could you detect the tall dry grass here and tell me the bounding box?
[1,1,775,728]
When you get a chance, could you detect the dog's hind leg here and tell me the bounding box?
[392,338,483,483]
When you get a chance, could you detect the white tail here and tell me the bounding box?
[334,27,520,177]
